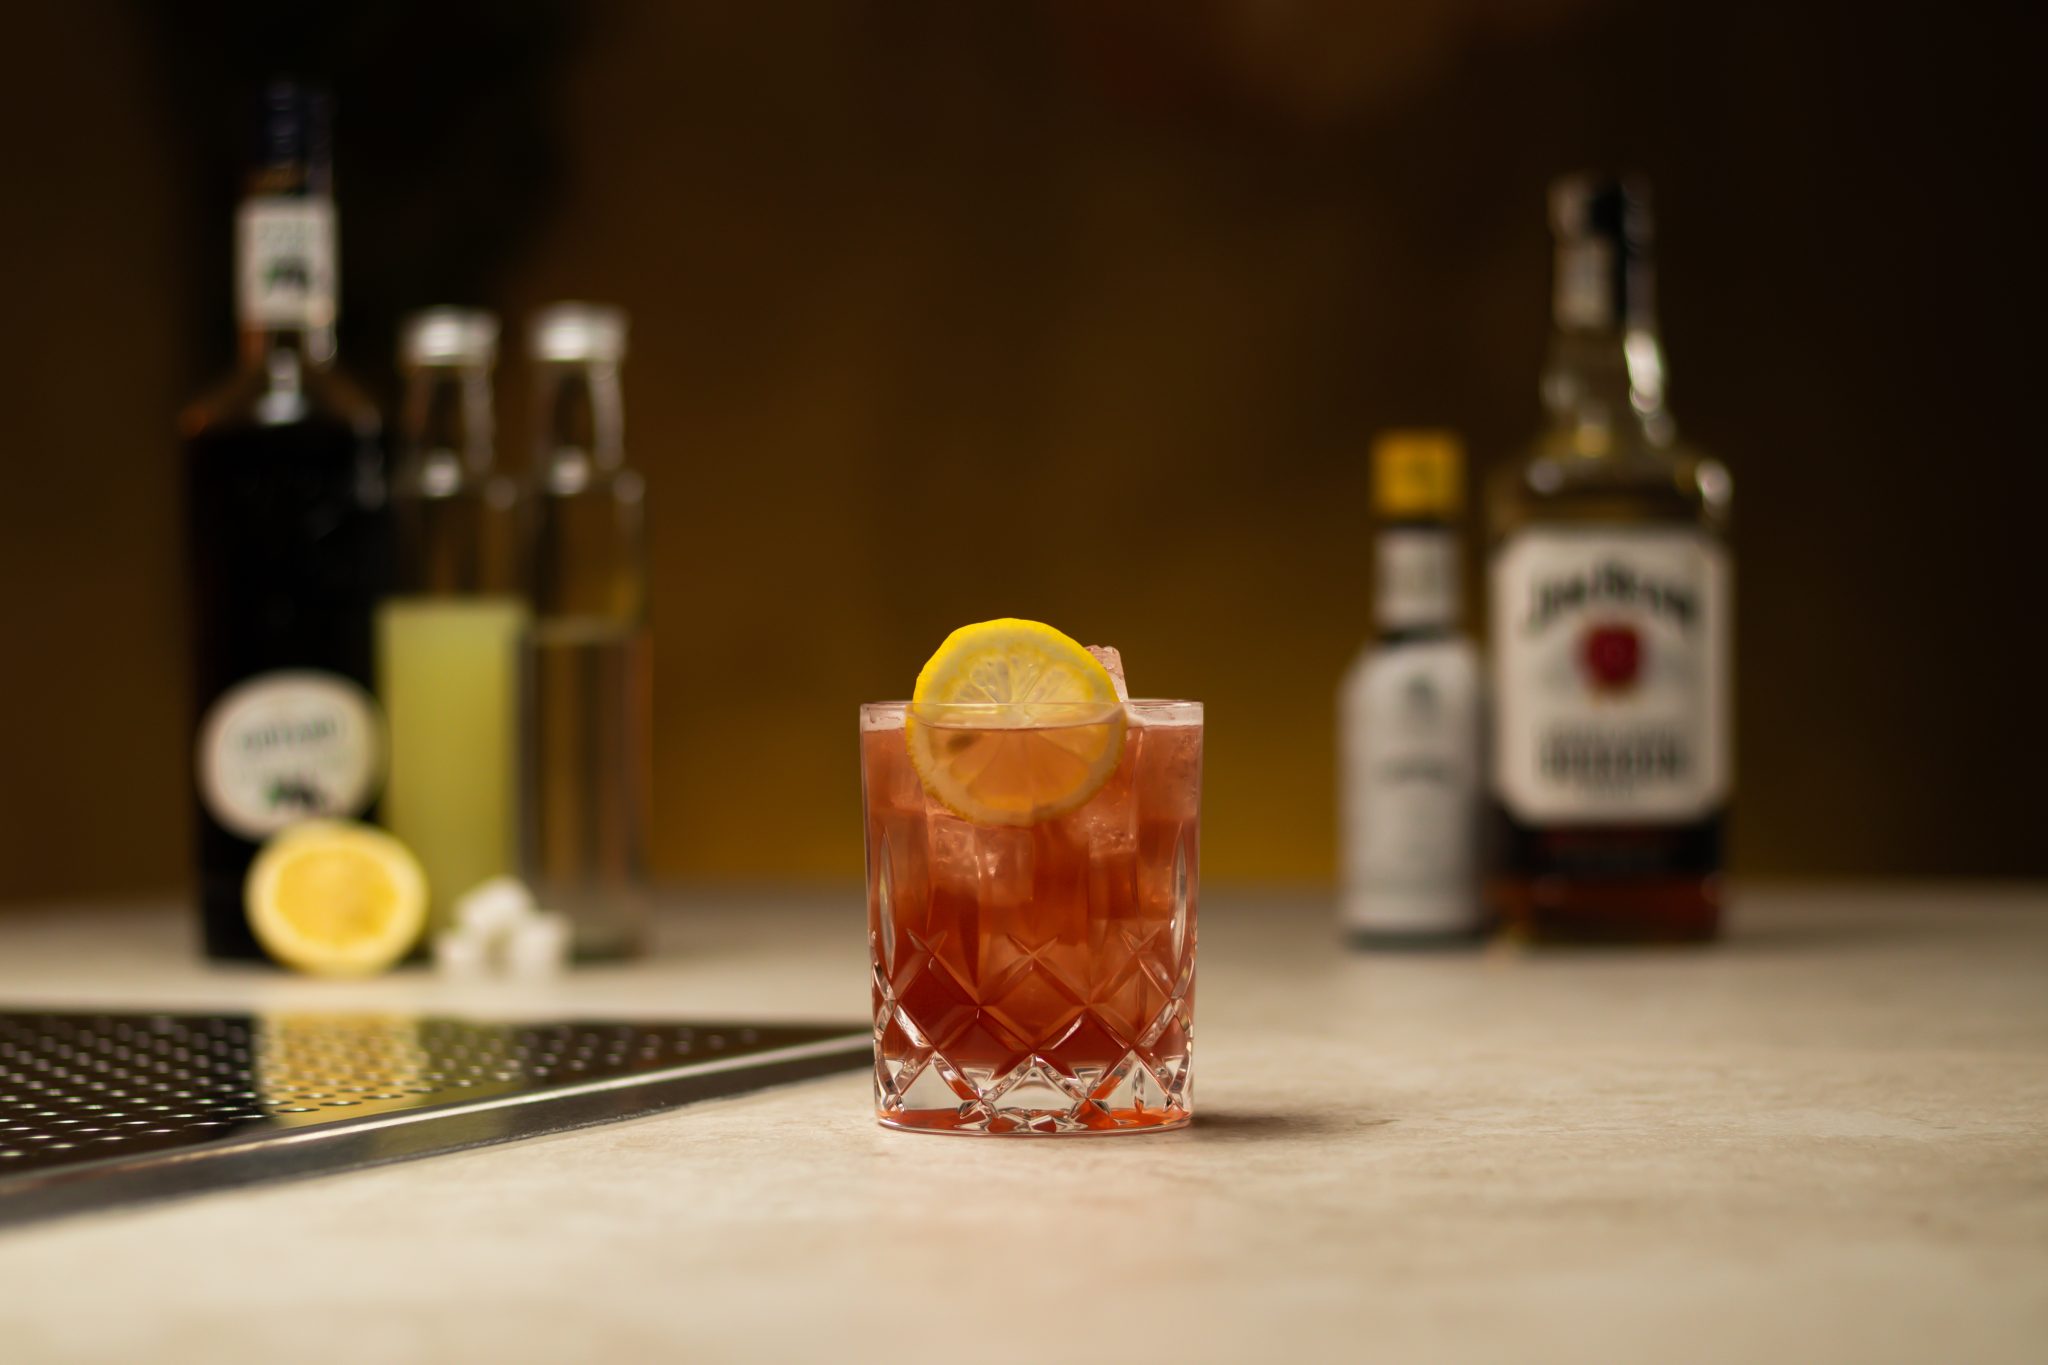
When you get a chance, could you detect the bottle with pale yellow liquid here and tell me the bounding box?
[375,309,528,933]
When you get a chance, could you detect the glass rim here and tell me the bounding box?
[861,698,1199,709]
[859,698,1201,728]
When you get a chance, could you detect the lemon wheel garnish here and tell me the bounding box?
[907,618,1127,826]
[245,821,429,978]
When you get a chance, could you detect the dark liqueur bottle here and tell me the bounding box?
[181,81,388,960]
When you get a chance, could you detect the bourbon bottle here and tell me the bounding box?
[1485,174,1733,943]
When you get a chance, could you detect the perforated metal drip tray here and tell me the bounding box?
[0,1010,866,1228]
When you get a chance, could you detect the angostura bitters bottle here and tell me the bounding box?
[1486,174,1734,943]
[1340,431,1484,946]
[182,81,388,960]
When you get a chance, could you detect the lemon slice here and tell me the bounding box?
[245,821,429,977]
[907,618,1127,826]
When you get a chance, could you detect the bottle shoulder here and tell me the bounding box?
[530,461,645,509]
[181,359,381,441]
[389,453,521,505]
[1487,438,1731,538]
[1344,635,1480,693]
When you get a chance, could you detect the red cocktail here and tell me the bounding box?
[863,696,1201,1134]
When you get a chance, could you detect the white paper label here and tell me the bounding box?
[196,670,383,839]
[1491,528,1730,823]
[236,197,337,329]
[1341,639,1481,929]
[1375,530,1459,631]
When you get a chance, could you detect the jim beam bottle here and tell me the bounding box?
[1339,432,1484,945]
[1485,174,1733,943]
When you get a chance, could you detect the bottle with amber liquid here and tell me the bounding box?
[182,82,387,960]
[521,304,651,959]
[1485,174,1733,943]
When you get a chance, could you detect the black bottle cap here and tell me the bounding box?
[1549,172,1655,329]
[1551,173,1651,249]
[252,79,332,189]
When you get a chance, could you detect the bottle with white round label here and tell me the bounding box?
[183,82,388,959]
[1339,431,1484,945]
[1485,174,1733,943]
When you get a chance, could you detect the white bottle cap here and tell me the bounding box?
[530,302,628,364]
[402,307,499,367]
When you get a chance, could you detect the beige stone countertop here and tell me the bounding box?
[0,886,2043,1363]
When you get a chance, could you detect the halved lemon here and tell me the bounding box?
[907,618,1127,826]
[245,821,428,977]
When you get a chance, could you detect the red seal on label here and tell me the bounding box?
[1580,623,1641,692]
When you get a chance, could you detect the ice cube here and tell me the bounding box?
[455,875,536,942]
[505,912,573,980]
[1065,781,1138,857]
[1086,645,1129,701]
[432,930,493,981]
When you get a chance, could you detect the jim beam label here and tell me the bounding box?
[235,196,337,330]
[197,670,383,839]
[1491,528,1729,823]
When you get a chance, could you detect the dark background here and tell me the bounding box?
[0,0,2041,905]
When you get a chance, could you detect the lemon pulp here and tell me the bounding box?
[245,821,429,977]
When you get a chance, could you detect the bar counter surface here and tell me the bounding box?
[0,886,2041,1363]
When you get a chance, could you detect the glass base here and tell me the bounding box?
[879,1105,1190,1137]
[875,1044,1192,1136]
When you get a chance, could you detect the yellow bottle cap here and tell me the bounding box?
[1371,429,1465,519]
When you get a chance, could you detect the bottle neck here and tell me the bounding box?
[1376,526,1460,636]
[1543,233,1673,453]
[239,321,336,371]
[535,361,625,485]
[398,363,495,492]
[1540,324,1674,455]
[235,187,340,371]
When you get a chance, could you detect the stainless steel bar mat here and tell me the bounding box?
[0,1009,867,1227]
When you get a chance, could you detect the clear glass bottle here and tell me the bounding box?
[1485,174,1734,943]
[182,81,387,961]
[522,303,650,958]
[1339,431,1484,945]
[376,309,527,933]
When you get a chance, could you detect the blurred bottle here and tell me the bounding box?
[182,82,387,961]
[522,304,650,958]
[376,309,527,934]
[1485,174,1734,943]
[1339,431,1484,945]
